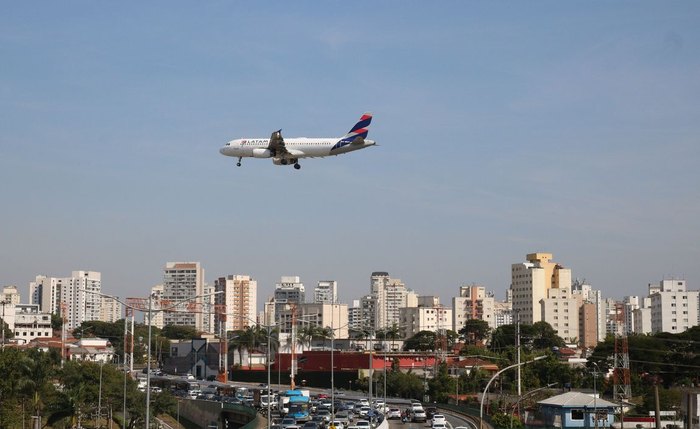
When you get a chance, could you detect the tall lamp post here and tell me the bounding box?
[592,362,600,429]
[479,355,546,429]
[0,299,8,349]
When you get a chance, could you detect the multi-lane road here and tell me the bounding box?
[386,411,477,429]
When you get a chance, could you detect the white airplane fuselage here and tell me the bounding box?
[219,137,376,161]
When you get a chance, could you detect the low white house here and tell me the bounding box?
[67,337,115,363]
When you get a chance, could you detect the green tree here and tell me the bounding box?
[403,331,437,351]
[161,324,198,340]
[460,319,491,345]
[530,321,565,350]
[428,362,456,403]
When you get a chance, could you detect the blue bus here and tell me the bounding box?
[279,389,310,421]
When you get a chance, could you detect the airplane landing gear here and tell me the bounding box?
[294,163,301,170]
[237,157,242,167]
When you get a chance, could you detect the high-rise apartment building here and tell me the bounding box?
[314,280,337,304]
[348,299,363,331]
[30,275,61,314]
[453,285,496,332]
[202,284,216,334]
[60,271,102,331]
[143,285,165,329]
[649,279,699,334]
[571,281,605,342]
[510,253,571,325]
[214,275,257,333]
[273,276,305,324]
[28,271,102,330]
[371,272,414,330]
[579,303,598,348]
[162,262,204,330]
[540,286,581,343]
[99,295,122,323]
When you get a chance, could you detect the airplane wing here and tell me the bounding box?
[268,130,289,157]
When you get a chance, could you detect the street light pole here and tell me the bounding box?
[145,292,154,429]
[592,362,600,429]
[479,356,546,429]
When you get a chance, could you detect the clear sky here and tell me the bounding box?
[2,2,699,308]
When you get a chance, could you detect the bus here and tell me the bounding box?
[279,389,310,421]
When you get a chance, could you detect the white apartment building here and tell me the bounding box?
[348,299,363,331]
[314,280,338,304]
[633,304,652,334]
[540,286,581,343]
[202,284,216,334]
[494,300,513,328]
[273,276,305,324]
[649,280,699,334]
[144,285,165,329]
[511,253,572,325]
[13,304,52,343]
[61,271,102,331]
[371,272,415,330]
[276,302,349,352]
[1,286,22,333]
[162,262,204,330]
[99,295,122,323]
[452,285,496,332]
[29,275,61,314]
[28,272,102,330]
[214,274,257,333]
[400,304,452,339]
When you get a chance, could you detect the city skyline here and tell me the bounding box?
[7,261,693,313]
[2,3,699,304]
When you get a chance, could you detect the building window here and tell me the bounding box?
[571,410,585,420]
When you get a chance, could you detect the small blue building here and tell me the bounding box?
[538,391,617,429]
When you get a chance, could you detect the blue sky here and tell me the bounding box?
[2,2,699,307]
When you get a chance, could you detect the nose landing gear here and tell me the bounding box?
[237,157,242,167]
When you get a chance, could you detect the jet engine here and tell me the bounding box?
[252,148,272,158]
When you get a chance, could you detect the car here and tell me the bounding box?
[431,414,446,426]
[329,421,345,429]
[431,424,447,429]
[358,406,371,418]
[425,407,438,419]
[354,420,371,429]
[335,411,351,425]
[386,408,401,420]
[357,398,369,407]
[303,422,319,429]
[412,410,427,423]
[316,410,332,423]
[185,373,195,380]
[454,426,471,429]
[281,418,298,429]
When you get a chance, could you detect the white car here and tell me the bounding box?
[431,424,447,429]
[354,420,371,429]
[431,414,446,425]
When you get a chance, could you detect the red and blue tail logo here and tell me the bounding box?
[333,113,373,150]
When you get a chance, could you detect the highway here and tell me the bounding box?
[386,411,477,429]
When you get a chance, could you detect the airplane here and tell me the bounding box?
[219,113,376,170]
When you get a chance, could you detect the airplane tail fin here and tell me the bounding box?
[341,112,372,143]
